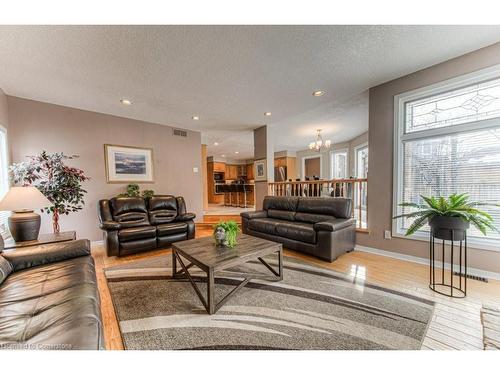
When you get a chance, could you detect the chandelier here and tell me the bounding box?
[308,129,331,152]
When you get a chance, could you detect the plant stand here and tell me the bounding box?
[429,230,467,298]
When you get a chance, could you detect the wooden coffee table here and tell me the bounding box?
[172,234,283,314]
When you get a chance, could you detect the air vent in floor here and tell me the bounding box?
[173,129,187,137]
[453,272,488,283]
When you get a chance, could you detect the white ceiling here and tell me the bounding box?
[1,25,500,160]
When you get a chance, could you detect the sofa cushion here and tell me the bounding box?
[263,196,299,212]
[148,195,177,211]
[157,222,188,236]
[297,197,352,219]
[275,222,316,244]
[2,240,91,272]
[295,212,336,224]
[149,209,178,225]
[110,197,148,215]
[248,218,280,234]
[0,256,102,349]
[118,226,157,242]
[110,197,149,228]
[0,255,12,284]
[267,209,296,221]
[148,196,178,225]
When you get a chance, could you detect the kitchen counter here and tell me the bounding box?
[215,183,255,207]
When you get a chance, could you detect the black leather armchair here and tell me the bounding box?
[241,196,356,262]
[98,195,195,256]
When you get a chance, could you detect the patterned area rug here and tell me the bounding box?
[105,254,434,350]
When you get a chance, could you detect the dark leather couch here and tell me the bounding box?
[241,196,356,262]
[98,195,196,257]
[0,239,104,350]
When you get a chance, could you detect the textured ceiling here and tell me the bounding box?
[1,25,500,159]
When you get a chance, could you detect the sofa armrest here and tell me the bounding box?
[241,211,267,220]
[314,218,356,232]
[175,212,196,221]
[99,220,121,231]
[2,239,91,272]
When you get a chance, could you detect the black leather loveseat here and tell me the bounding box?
[241,196,356,262]
[0,239,104,350]
[98,195,196,257]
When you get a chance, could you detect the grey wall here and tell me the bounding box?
[359,42,500,273]
[7,96,203,241]
[295,131,368,180]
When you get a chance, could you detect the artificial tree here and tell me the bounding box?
[10,151,90,233]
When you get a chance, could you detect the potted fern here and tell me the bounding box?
[213,220,240,248]
[395,193,499,241]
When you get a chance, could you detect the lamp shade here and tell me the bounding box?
[0,186,51,211]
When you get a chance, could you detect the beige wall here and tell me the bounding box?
[7,96,203,241]
[359,42,500,273]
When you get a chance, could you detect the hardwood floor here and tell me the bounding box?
[92,228,500,350]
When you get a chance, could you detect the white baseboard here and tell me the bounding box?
[355,244,500,281]
[91,240,104,246]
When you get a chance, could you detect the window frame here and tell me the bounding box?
[330,148,349,180]
[392,63,500,252]
[0,125,10,239]
[354,142,369,178]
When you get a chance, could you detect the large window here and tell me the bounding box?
[393,66,500,248]
[355,143,369,178]
[330,149,348,179]
[0,126,9,239]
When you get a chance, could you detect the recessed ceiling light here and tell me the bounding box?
[192,116,199,120]
[235,151,239,154]
[221,154,226,157]
[214,142,219,146]
[264,112,272,116]
[312,90,325,97]
[120,99,132,105]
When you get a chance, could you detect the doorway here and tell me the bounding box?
[303,156,321,179]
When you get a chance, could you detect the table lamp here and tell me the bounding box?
[0,186,51,242]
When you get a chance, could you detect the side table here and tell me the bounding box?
[2,231,76,250]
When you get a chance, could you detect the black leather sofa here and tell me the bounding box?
[0,239,104,350]
[98,195,196,257]
[241,196,356,262]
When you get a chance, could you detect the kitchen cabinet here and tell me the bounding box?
[225,164,247,180]
[246,163,254,180]
[213,162,226,172]
[225,164,237,180]
[207,161,225,204]
[238,165,247,176]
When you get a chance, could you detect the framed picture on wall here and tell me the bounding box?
[254,159,267,181]
[104,144,154,183]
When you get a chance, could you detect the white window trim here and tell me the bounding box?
[0,125,10,239]
[354,142,368,178]
[330,148,349,179]
[301,154,323,180]
[392,63,500,252]
[0,125,8,194]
